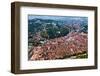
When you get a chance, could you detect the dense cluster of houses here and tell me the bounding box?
[30,32,88,60]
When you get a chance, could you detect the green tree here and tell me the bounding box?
[41,31,48,39]
[60,27,69,36]
[47,28,56,39]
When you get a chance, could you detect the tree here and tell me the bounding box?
[60,27,69,36]
[81,25,88,33]
[47,28,55,39]
[40,31,48,39]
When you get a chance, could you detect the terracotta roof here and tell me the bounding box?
[30,32,87,60]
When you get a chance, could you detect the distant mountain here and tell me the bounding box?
[28,17,88,26]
